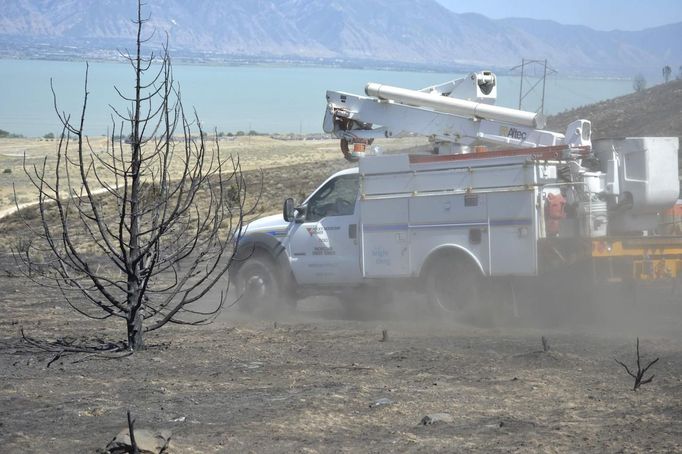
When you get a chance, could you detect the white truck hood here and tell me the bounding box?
[243,213,290,236]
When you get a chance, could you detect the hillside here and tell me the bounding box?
[547,79,682,140]
[1,0,681,76]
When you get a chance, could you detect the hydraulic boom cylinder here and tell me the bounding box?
[365,82,546,129]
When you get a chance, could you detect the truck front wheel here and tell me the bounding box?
[236,254,294,313]
[426,258,480,318]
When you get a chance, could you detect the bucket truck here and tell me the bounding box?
[230,71,681,317]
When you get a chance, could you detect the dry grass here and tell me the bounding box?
[0,135,424,215]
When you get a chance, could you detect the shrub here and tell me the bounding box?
[633,74,647,92]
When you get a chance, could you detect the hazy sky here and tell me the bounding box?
[436,0,682,31]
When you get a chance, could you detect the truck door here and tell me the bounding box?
[288,173,362,285]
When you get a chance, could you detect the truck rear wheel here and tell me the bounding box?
[426,258,480,318]
[236,253,294,313]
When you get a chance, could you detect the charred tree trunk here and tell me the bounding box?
[127,307,144,351]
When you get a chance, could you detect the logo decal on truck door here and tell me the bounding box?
[305,226,340,236]
[372,246,391,265]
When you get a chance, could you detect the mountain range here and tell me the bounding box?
[1,0,681,76]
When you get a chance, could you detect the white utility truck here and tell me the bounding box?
[231,72,681,315]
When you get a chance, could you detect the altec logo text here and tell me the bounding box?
[500,126,528,142]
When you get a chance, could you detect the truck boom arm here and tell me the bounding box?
[323,71,591,160]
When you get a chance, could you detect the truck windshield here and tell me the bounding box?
[306,174,359,222]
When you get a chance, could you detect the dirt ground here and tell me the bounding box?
[1,136,681,453]
[1,269,681,453]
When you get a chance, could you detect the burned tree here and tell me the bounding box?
[16,2,251,351]
[615,338,660,391]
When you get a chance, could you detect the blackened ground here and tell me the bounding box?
[1,265,681,453]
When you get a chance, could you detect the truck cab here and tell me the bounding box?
[231,168,366,311]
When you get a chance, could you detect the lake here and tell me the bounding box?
[0,59,634,137]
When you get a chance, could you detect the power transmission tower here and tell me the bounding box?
[510,59,557,115]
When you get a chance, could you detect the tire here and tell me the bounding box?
[426,258,480,318]
[236,254,294,313]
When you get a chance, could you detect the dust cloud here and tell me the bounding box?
[207,274,682,341]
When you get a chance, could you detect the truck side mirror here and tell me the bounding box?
[283,198,295,222]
